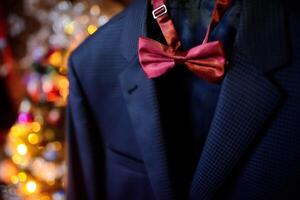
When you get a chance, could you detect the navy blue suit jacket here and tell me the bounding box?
[67,0,300,199]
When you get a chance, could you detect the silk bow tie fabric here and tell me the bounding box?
[138,38,225,83]
[138,0,231,83]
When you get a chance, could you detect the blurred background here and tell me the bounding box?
[0,0,129,199]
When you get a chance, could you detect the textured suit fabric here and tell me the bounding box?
[67,0,300,199]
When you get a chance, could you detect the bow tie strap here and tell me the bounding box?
[151,0,181,50]
[152,0,232,45]
[203,0,232,43]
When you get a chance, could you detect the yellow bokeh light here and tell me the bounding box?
[58,77,69,89]
[12,154,22,164]
[18,172,27,182]
[28,133,40,144]
[31,122,41,132]
[17,144,28,155]
[10,126,21,137]
[10,175,19,184]
[58,77,69,98]
[87,24,97,35]
[26,181,37,193]
[49,51,63,67]
[10,124,28,137]
[64,22,74,35]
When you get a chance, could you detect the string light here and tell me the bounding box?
[12,154,22,164]
[28,133,40,144]
[10,124,28,137]
[18,172,27,182]
[31,122,41,132]
[87,24,97,35]
[10,175,19,184]
[1,1,117,199]
[17,144,28,155]
[49,51,63,67]
[64,22,75,35]
[26,180,37,193]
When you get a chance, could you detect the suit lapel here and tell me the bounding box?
[189,52,283,200]
[118,0,175,199]
[190,0,289,199]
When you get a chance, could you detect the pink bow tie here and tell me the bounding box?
[138,0,231,83]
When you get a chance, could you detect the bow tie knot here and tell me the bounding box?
[173,51,188,64]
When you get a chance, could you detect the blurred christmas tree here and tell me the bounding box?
[0,0,123,199]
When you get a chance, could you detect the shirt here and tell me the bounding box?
[166,0,241,154]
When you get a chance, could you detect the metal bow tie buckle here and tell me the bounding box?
[152,4,167,19]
